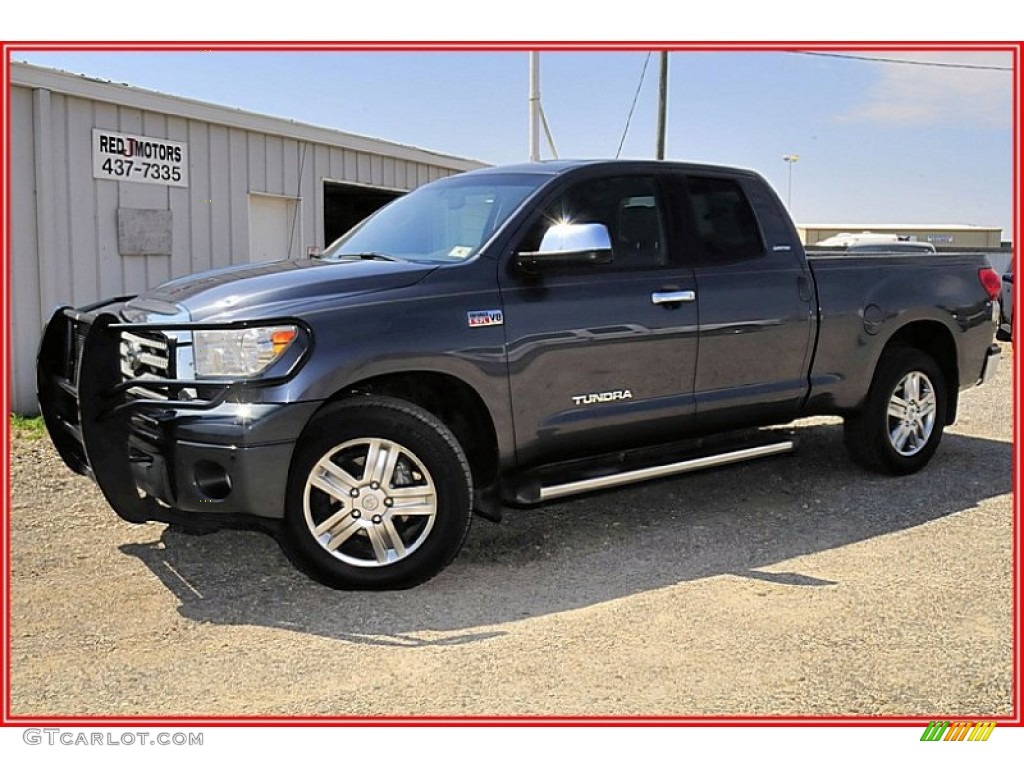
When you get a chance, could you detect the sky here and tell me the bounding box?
[10,47,1016,239]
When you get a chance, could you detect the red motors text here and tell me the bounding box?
[97,134,182,162]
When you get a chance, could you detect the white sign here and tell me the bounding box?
[92,129,188,187]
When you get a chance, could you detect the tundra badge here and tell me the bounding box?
[572,390,633,406]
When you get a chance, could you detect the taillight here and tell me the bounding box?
[979,268,1001,300]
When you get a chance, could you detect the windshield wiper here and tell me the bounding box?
[338,251,405,263]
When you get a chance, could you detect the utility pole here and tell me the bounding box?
[656,52,668,160]
[529,52,541,162]
[783,154,799,209]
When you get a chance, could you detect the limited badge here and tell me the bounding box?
[468,309,504,327]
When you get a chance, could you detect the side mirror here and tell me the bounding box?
[516,222,613,272]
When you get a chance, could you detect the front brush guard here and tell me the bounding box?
[36,305,304,526]
[38,307,156,523]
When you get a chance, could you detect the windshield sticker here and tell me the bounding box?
[449,246,473,259]
[468,310,504,328]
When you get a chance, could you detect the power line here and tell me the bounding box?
[616,52,652,159]
[791,51,1011,72]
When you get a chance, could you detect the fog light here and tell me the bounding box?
[194,460,232,500]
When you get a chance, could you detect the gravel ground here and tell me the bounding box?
[9,343,1014,717]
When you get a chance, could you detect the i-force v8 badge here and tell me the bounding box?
[468,309,504,327]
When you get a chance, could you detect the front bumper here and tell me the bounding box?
[37,305,319,526]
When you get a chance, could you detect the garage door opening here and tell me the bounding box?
[323,182,403,246]
[249,194,301,263]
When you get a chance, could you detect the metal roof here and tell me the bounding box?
[10,61,486,172]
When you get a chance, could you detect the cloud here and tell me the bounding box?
[836,51,1013,128]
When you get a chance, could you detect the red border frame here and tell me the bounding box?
[1,40,1020,728]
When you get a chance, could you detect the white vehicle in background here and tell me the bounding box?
[814,231,922,248]
[845,241,937,254]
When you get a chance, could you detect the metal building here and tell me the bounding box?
[9,63,485,413]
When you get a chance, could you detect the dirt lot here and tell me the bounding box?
[8,344,1014,717]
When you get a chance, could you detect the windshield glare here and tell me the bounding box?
[321,173,544,264]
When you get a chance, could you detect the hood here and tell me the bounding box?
[125,258,436,321]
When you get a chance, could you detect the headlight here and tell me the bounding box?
[193,325,299,378]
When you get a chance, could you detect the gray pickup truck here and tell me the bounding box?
[38,160,1002,589]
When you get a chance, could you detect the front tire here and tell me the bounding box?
[843,347,947,475]
[283,396,473,590]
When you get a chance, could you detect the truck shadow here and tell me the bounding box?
[119,423,1011,647]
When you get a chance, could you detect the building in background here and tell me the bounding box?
[797,224,1004,250]
[9,63,485,413]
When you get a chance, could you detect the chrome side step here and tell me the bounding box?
[537,440,795,502]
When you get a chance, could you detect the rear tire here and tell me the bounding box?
[283,396,473,590]
[843,347,947,475]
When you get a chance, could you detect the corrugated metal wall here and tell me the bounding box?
[10,75,479,413]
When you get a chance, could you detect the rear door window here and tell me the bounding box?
[683,176,765,263]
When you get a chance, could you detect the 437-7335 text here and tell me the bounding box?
[100,158,182,182]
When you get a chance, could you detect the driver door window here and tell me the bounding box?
[521,176,669,269]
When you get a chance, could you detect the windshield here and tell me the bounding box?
[321,173,545,264]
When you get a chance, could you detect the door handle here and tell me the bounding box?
[651,290,696,305]
[797,276,811,302]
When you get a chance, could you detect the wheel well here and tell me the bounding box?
[328,372,500,492]
[882,321,959,424]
